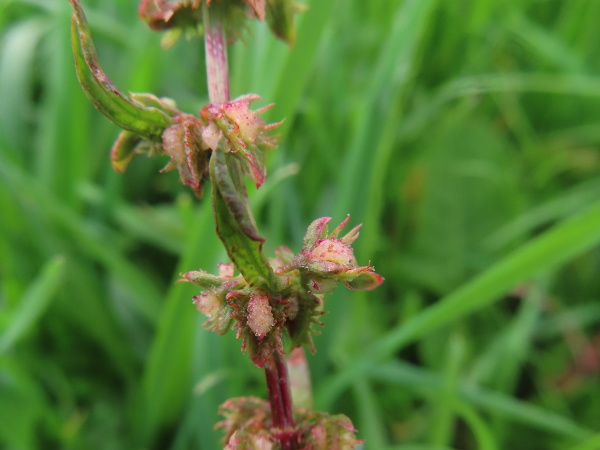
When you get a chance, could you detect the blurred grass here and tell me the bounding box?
[2,0,600,448]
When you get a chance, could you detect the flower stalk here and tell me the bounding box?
[202,2,230,104]
[264,352,297,449]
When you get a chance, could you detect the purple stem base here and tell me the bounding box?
[265,352,298,449]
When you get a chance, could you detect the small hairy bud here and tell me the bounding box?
[247,294,274,337]
[193,291,221,317]
[310,239,356,266]
[307,276,337,295]
[277,216,384,293]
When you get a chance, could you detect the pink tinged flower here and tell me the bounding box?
[222,95,264,143]
[193,291,221,317]
[247,294,275,337]
[217,397,275,447]
[343,270,385,291]
[138,0,202,31]
[307,276,338,295]
[226,429,275,449]
[277,216,384,292]
[310,424,327,448]
[139,0,298,47]
[249,430,274,450]
[201,120,221,152]
[310,239,357,268]
[218,262,235,278]
[200,95,281,188]
[301,413,364,448]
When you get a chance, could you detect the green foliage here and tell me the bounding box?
[2,0,600,448]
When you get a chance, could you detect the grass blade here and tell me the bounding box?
[0,256,65,353]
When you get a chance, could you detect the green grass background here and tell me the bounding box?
[2,0,600,448]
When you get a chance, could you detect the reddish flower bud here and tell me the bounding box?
[277,216,384,293]
[247,294,275,337]
[138,0,202,32]
[193,291,221,317]
[201,95,281,188]
[161,114,210,196]
[310,238,357,267]
[217,397,364,449]
[139,0,300,46]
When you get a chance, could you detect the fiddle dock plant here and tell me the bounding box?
[68,0,383,448]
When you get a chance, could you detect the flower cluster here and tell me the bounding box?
[216,397,364,449]
[201,95,280,188]
[183,217,384,366]
[183,259,316,367]
[139,0,300,47]
[111,94,279,196]
[69,1,383,445]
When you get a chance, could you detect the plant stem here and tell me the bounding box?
[203,2,230,103]
[202,3,297,448]
[265,352,297,449]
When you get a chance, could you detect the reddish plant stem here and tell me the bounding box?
[203,2,230,103]
[265,352,297,449]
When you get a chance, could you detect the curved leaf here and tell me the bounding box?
[69,0,172,140]
[110,130,143,173]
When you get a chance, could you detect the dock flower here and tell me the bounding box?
[277,216,384,293]
[183,264,291,367]
[139,0,300,46]
[201,95,281,188]
[217,397,364,449]
[182,263,244,334]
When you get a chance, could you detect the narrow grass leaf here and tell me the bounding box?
[429,332,466,447]
[0,256,65,353]
[334,0,438,221]
[138,203,222,445]
[0,156,162,322]
[455,402,498,450]
[368,361,592,441]
[570,433,600,450]
[352,379,388,449]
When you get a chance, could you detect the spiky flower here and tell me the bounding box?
[138,0,204,32]
[183,264,299,367]
[138,0,300,47]
[216,397,364,449]
[277,216,385,293]
[201,94,281,188]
